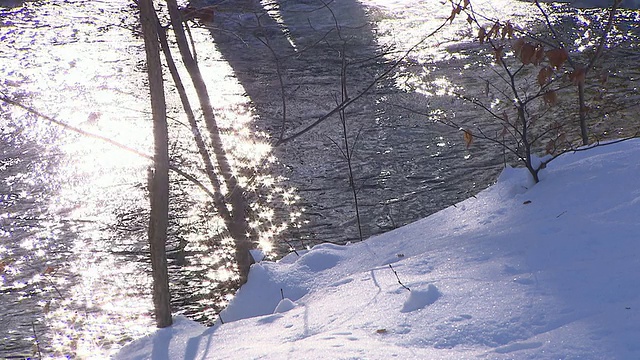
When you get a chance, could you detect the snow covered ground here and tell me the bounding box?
[116,139,640,360]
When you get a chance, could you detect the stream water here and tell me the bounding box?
[1,0,638,358]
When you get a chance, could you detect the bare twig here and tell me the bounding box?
[275,14,452,146]
[389,264,410,291]
[32,321,42,359]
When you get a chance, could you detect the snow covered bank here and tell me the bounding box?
[117,139,640,359]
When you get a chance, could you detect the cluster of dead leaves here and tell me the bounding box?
[479,21,515,44]
[510,40,571,106]
[448,0,471,23]
[511,40,569,71]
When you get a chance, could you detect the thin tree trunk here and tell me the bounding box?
[139,0,172,328]
[578,81,589,145]
[153,17,231,223]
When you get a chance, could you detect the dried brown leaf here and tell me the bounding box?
[546,139,556,154]
[537,66,553,87]
[532,45,545,66]
[478,27,486,44]
[463,129,474,148]
[569,67,586,86]
[500,125,509,138]
[463,0,470,9]
[502,110,510,124]
[501,21,514,39]
[543,90,558,106]
[488,22,500,38]
[546,48,568,70]
[519,42,535,65]
[449,7,457,22]
[557,132,567,145]
[494,45,504,65]
[512,38,525,56]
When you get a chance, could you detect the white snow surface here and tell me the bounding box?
[117,139,640,360]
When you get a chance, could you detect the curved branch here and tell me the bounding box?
[275,15,452,146]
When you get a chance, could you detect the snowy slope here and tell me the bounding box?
[116,139,640,360]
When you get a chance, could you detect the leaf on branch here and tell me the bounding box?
[488,22,501,39]
[494,45,504,65]
[43,266,56,275]
[513,38,525,55]
[478,27,487,44]
[546,48,568,70]
[500,125,509,138]
[449,5,462,22]
[545,139,556,154]
[501,21,514,39]
[0,260,6,273]
[537,66,553,87]
[556,131,567,144]
[502,110,510,124]
[463,129,474,148]
[519,42,535,65]
[467,15,473,24]
[569,67,586,86]
[532,45,545,66]
[543,90,558,106]
[463,0,471,9]
[545,131,565,154]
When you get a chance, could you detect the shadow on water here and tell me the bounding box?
[197,0,494,248]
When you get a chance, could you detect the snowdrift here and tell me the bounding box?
[117,139,640,360]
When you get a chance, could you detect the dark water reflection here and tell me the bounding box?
[203,0,526,247]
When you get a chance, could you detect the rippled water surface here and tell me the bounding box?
[1,0,638,357]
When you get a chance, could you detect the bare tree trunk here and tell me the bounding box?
[139,0,172,328]
[578,82,589,145]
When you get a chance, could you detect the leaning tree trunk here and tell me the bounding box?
[139,0,172,328]
[165,0,254,284]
